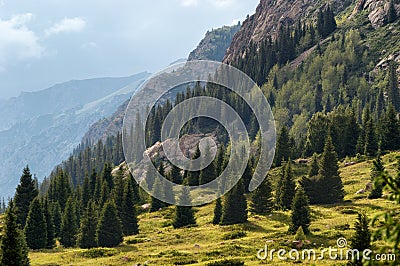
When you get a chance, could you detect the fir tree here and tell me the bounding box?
[121,177,139,236]
[387,0,397,24]
[317,136,344,204]
[96,200,123,248]
[173,186,196,228]
[81,175,90,208]
[77,200,98,249]
[51,202,62,238]
[289,185,311,234]
[60,196,78,248]
[387,61,400,111]
[275,126,290,167]
[24,198,47,250]
[308,153,319,177]
[277,161,296,210]
[43,198,55,249]
[150,177,166,212]
[102,163,114,190]
[14,166,38,227]
[170,164,183,185]
[315,84,323,113]
[212,198,222,225]
[368,156,385,199]
[221,180,247,225]
[380,104,400,151]
[187,146,201,186]
[349,212,371,266]
[364,117,378,156]
[250,175,274,214]
[0,200,30,266]
[199,145,216,185]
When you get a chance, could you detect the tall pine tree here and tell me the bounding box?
[173,186,196,228]
[60,196,78,248]
[250,175,274,214]
[0,200,30,266]
[14,166,38,227]
[221,180,247,225]
[289,185,311,234]
[24,197,47,250]
[96,200,123,248]
[77,200,98,249]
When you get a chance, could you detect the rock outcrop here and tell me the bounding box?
[351,0,400,28]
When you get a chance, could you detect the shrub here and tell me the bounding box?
[222,230,247,240]
[206,259,245,266]
[78,247,118,258]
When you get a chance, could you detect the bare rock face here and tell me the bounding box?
[223,0,352,64]
[351,0,400,28]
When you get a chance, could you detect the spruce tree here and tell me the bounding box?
[381,104,400,151]
[387,0,397,24]
[43,198,55,249]
[150,177,166,212]
[173,186,196,229]
[221,180,247,225]
[250,175,274,214]
[364,117,378,156]
[24,197,47,250]
[60,196,78,248]
[121,178,139,236]
[277,161,296,210]
[102,163,114,190]
[387,62,400,111]
[199,146,216,185]
[349,212,371,266]
[170,164,183,185]
[289,185,311,234]
[212,198,222,225]
[308,153,319,177]
[14,166,38,227]
[275,126,290,167]
[187,146,201,186]
[318,136,344,204]
[81,175,90,208]
[96,200,123,248]
[368,156,385,199]
[77,200,98,249]
[51,202,62,238]
[0,200,30,266]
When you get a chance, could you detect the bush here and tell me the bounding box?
[78,247,118,258]
[173,258,198,265]
[222,230,247,240]
[126,238,146,244]
[206,259,245,266]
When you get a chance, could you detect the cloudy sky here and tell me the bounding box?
[0,0,259,99]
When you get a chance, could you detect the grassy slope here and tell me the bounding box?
[28,152,399,266]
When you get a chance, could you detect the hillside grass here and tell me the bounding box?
[25,152,399,266]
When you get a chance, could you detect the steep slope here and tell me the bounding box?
[188,24,241,61]
[223,0,353,64]
[0,72,150,197]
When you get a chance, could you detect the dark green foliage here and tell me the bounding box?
[380,104,400,151]
[102,163,113,190]
[316,136,344,204]
[308,153,319,177]
[387,0,398,24]
[43,198,55,249]
[60,196,78,248]
[150,177,166,212]
[96,201,123,248]
[314,84,323,113]
[77,200,98,249]
[0,200,30,266]
[364,117,378,156]
[317,6,337,38]
[368,156,385,199]
[121,177,139,236]
[187,146,201,186]
[51,202,62,238]
[206,259,244,266]
[170,165,183,185]
[173,186,196,229]
[212,198,222,225]
[289,185,311,234]
[24,198,47,250]
[221,180,247,225]
[387,62,400,112]
[81,175,90,208]
[275,126,290,167]
[14,166,38,227]
[349,212,371,266]
[199,146,216,185]
[277,161,296,210]
[250,176,274,214]
[46,168,72,210]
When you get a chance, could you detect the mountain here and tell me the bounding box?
[0,72,150,197]
[188,24,241,62]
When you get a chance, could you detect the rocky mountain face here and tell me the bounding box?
[188,24,241,62]
[352,0,400,28]
[223,0,353,64]
[0,72,150,197]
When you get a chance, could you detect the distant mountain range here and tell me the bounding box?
[0,72,150,197]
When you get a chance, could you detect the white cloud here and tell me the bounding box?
[0,13,43,69]
[45,17,86,36]
[181,0,234,8]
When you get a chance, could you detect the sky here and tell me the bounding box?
[0,0,259,99]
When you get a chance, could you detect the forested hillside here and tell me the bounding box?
[1,0,400,265]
